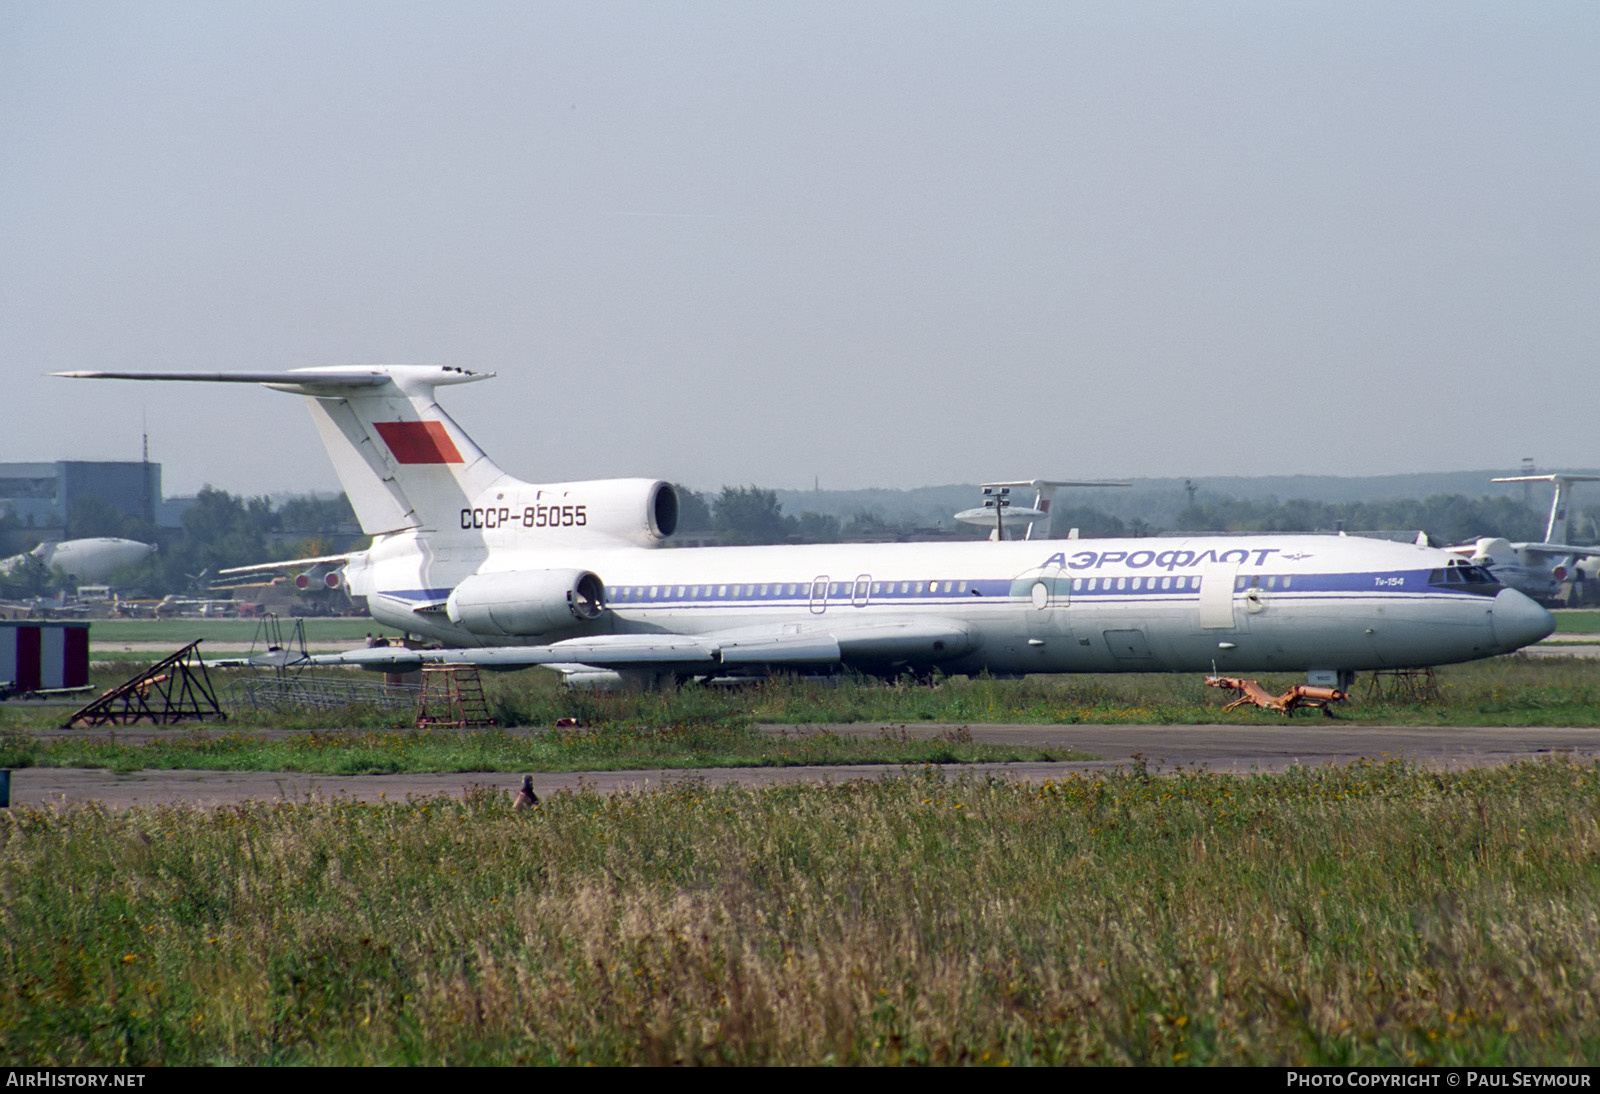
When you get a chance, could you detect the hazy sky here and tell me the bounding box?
[4,2,1597,498]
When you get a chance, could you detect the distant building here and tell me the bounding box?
[0,461,162,534]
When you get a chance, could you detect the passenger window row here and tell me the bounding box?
[606,580,973,601]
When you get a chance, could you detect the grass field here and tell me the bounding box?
[0,723,1088,776]
[1552,609,1600,634]
[86,618,403,645]
[7,636,1599,1065]
[2,655,1597,775]
[4,759,1598,1065]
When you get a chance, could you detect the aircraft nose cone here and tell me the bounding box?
[1490,588,1556,652]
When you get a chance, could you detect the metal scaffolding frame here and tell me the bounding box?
[66,641,226,727]
[1364,667,1442,704]
[223,614,418,715]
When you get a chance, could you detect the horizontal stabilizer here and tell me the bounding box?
[55,366,494,394]
[56,369,390,389]
[218,553,359,576]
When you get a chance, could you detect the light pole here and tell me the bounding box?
[981,485,1011,540]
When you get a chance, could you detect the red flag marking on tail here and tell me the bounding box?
[373,421,463,464]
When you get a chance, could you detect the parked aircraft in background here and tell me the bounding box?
[0,537,156,584]
[61,366,1554,687]
[1452,474,1600,605]
[954,480,1129,540]
[213,553,354,592]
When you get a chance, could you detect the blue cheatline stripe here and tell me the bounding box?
[379,588,454,603]
[375,571,1496,607]
[568,570,1488,607]
[606,595,1485,613]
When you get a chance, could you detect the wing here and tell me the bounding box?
[217,553,360,576]
[1516,543,1600,559]
[219,615,976,673]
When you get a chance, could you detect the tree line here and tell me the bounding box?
[689,485,1595,549]
[0,488,358,599]
[1171,494,1561,545]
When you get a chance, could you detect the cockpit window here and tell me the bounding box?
[1428,564,1501,595]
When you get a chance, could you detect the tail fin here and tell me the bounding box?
[1492,474,1600,548]
[57,366,510,535]
[984,479,1132,541]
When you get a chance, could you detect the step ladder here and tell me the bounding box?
[415,663,496,728]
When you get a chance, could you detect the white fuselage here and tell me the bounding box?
[58,365,1555,677]
[347,531,1550,675]
[0,538,156,584]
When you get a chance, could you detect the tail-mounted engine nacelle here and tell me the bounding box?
[294,568,342,591]
[446,568,606,637]
[571,478,678,545]
[505,478,678,547]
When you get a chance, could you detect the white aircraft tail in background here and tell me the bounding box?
[1453,474,1600,604]
[60,366,1555,686]
[1494,473,1600,550]
[954,480,1130,541]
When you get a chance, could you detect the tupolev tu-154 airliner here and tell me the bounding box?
[60,365,1555,688]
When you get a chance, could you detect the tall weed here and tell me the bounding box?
[4,760,1600,1064]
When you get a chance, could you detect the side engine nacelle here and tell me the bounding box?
[446,568,606,638]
